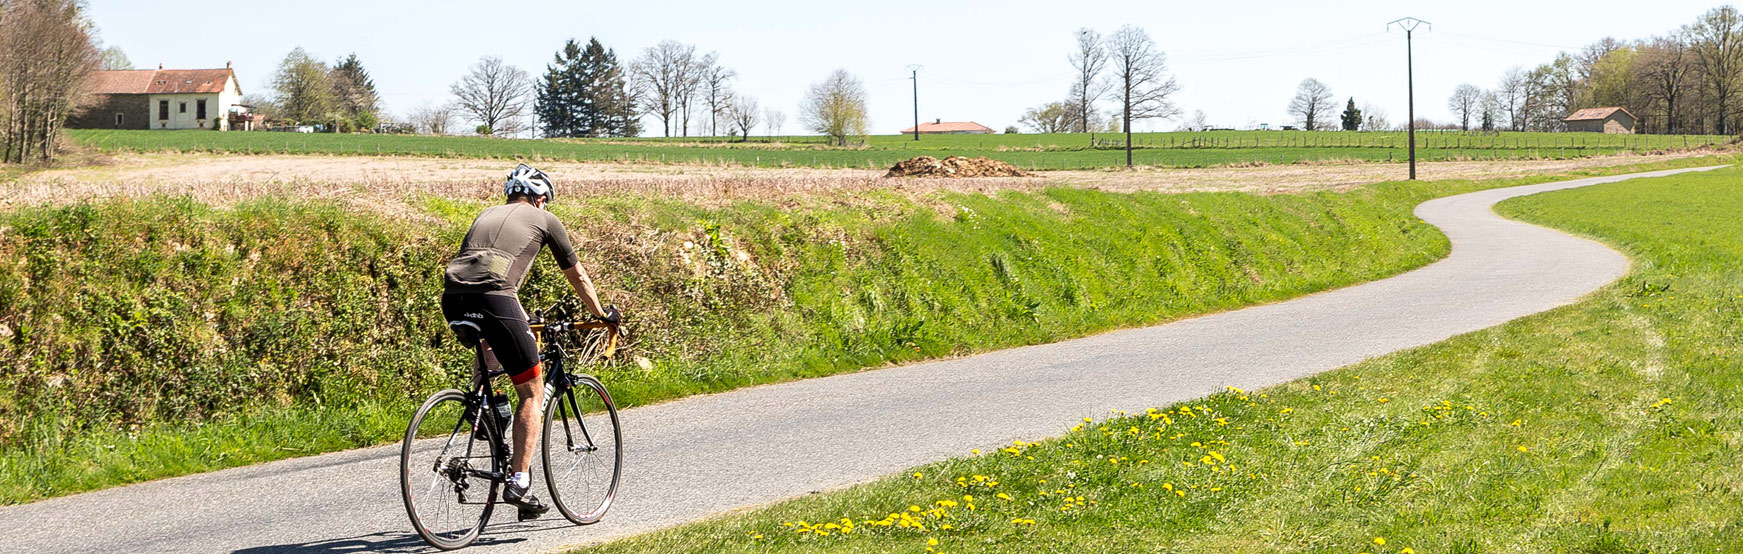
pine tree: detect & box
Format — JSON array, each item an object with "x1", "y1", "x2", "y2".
[
  {"x1": 1340, "y1": 97, "x2": 1362, "y2": 131},
  {"x1": 537, "y1": 39, "x2": 585, "y2": 138},
  {"x1": 577, "y1": 38, "x2": 639, "y2": 137},
  {"x1": 330, "y1": 53, "x2": 380, "y2": 132}
]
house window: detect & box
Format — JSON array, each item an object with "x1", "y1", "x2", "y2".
[
  {"x1": 159, "y1": 100, "x2": 168, "y2": 120},
  {"x1": 179, "y1": 102, "x2": 187, "y2": 114},
  {"x1": 196, "y1": 99, "x2": 207, "y2": 120},
  {"x1": 115, "y1": 113, "x2": 125, "y2": 126}
]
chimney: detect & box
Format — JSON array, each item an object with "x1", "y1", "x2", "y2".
[
  {"x1": 226, "y1": 61, "x2": 232, "y2": 69},
  {"x1": 158, "y1": 62, "x2": 164, "y2": 70},
  {"x1": 934, "y1": 118, "x2": 941, "y2": 124}
]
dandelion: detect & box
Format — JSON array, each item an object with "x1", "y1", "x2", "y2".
[
  {"x1": 913, "y1": 472, "x2": 924, "y2": 479},
  {"x1": 928, "y1": 538, "x2": 939, "y2": 546},
  {"x1": 997, "y1": 493, "x2": 1013, "y2": 501},
  {"x1": 1402, "y1": 549, "x2": 1416, "y2": 554},
  {"x1": 1374, "y1": 537, "x2": 1386, "y2": 546},
  {"x1": 1517, "y1": 445, "x2": 1529, "y2": 453}
]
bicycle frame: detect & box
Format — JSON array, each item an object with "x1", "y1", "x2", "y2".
[
  {"x1": 533, "y1": 320, "x2": 619, "y2": 457},
  {"x1": 432, "y1": 318, "x2": 620, "y2": 489}
]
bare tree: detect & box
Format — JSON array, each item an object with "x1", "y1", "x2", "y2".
[
  {"x1": 1175, "y1": 109, "x2": 1208, "y2": 132},
  {"x1": 1479, "y1": 90, "x2": 1501, "y2": 131},
  {"x1": 1497, "y1": 67, "x2": 1528, "y2": 131},
  {"x1": 450, "y1": 56, "x2": 531, "y2": 135},
  {"x1": 1019, "y1": 101, "x2": 1072, "y2": 133},
  {"x1": 631, "y1": 41, "x2": 696, "y2": 137},
  {"x1": 800, "y1": 69, "x2": 868, "y2": 146},
  {"x1": 764, "y1": 107, "x2": 785, "y2": 138},
  {"x1": 727, "y1": 96, "x2": 759, "y2": 141},
  {"x1": 0, "y1": 0, "x2": 99, "y2": 163},
  {"x1": 1447, "y1": 83, "x2": 1482, "y2": 131},
  {"x1": 98, "y1": 46, "x2": 131, "y2": 70},
  {"x1": 1106, "y1": 24, "x2": 1181, "y2": 167},
  {"x1": 1691, "y1": 6, "x2": 1743, "y2": 134},
  {"x1": 408, "y1": 100, "x2": 456, "y2": 135},
  {"x1": 1360, "y1": 103, "x2": 1390, "y2": 131},
  {"x1": 1286, "y1": 78, "x2": 1335, "y2": 131},
  {"x1": 1637, "y1": 33, "x2": 1694, "y2": 134},
  {"x1": 1067, "y1": 27, "x2": 1109, "y2": 133},
  {"x1": 697, "y1": 52, "x2": 735, "y2": 136}
]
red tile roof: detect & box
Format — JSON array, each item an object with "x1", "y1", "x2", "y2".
[
  {"x1": 1564, "y1": 107, "x2": 1634, "y2": 122},
  {"x1": 900, "y1": 121, "x2": 995, "y2": 133},
  {"x1": 87, "y1": 68, "x2": 237, "y2": 95}
]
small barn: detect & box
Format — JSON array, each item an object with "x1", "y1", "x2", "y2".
[
  {"x1": 1563, "y1": 107, "x2": 1636, "y2": 134},
  {"x1": 900, "y1": 119, "x2": 995, "y2": 135},
  {"x1": 67, "y1": 63, "x2": 244, "y2": 130}
]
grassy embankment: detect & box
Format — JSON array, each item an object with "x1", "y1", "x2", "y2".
[
  {"x1": 68, "y1": 129, "x2": 1729, "y2": 170},
  {"x1": 587, "y1": 166, "x2": 1743, "y2": 553},
  {"x1": 0, "y1": 155, "x2": 1730, "y2": 506}
]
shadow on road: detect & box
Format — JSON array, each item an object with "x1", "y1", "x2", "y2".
[{"x1": 230, "y1": 531, "x2": 524, "y2": 554}]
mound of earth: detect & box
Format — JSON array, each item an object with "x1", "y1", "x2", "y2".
[{"x1": 885, "y1": 155, "x2": 1034, "y2": 178}]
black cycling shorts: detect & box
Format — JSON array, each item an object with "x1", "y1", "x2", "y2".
[{"x1": 442, "y1": 293, "x2": 541, "y2": 384}]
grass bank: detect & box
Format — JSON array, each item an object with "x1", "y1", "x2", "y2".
[
  {"x1": 0, "y1": 155, "x2": 1730, "y2": 505},
  {"x1": 68, "y1": 129, "x2": 1728, "y2": 170},
  {"x1": 587, "y1": 165, "x2": 1743, "y2": 553}
]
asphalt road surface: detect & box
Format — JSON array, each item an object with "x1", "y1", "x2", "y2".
[{"x1": 1, "y1": 166, "x2": 1717, "y2": 554}]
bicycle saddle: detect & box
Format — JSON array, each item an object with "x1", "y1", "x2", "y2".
[{"x1": 448, "y1": 320, "x2": 482, "y2": 348}]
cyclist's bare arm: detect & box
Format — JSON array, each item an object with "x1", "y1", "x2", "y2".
[{"x1": 562, "y1": 264, "x2": 609, "y2": 318}]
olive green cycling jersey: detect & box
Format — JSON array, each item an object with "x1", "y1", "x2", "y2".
[{"x1": 443, "y1": 203, "x2": 579, "y2": 297}]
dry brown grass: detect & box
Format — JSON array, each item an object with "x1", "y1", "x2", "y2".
[{"x1": 1, "y1": 150, "x2": 1717, "y2": 214}]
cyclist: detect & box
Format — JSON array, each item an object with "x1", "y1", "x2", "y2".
[{"x1": 442, "y1": 163, "x2": 619, "y2": 518}]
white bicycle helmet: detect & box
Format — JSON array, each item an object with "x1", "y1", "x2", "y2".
[{"x1": 504, "y1": 163, "x2": 555, "y2": 203}]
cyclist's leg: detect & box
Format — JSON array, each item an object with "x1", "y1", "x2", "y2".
[{"x1": 472, "y1": 295, "x2": 545, "y2": 480}]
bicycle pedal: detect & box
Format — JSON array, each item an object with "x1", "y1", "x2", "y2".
[{"x1": 516, "y1": 507, "x2": 545, "y2": 521}]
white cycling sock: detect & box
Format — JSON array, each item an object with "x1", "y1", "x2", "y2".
[{"x1": 511, "y1": 471, "x2": 530, "y2": 489}]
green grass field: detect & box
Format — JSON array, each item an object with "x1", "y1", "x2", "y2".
[
  {"x1": 586, "y1": 166, "x2": 1743, "y2": 553},
  {"x1": 67, "y1": 129, "x2": 1730, "y2": 171}
]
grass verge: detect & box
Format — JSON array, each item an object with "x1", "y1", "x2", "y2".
[
  {"x1": 0, "y1": 155, "x2": 1733, "y2": 505},
  {"x1": 584, "y1": 165, "x2": 1743, "y2": 553}
]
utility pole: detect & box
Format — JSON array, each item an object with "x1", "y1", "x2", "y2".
[
  {"x1": 907, "y1": 64, "x2": 922, "y2": 141},
  {"x1": 1388, "y1": 17, "x2": 1429, "y2": 180}
]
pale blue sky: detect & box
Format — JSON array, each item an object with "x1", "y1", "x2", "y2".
[{"x1": 88, "y1": 1, "x2": 1727, "y2": 135}]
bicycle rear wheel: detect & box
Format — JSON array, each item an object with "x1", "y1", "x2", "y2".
[
  {"x1": 541, "y1": 374, "x2": 622, "y2": 524},
  {"x1": 402, "y1": 389, "x2": 500, "y2": 550}
]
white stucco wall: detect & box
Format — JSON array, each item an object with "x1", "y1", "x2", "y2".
[{"x1": 149, "y1": 75, "x2": 242, "y2": 130}]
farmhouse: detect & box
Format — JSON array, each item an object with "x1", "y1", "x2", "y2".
[
  {"x1": 1562, "y1": 107, "x2": 1636, "y2": 134},
  {"x1": 901, "y1": 119, "x2": 995, "y2": 134},
  {"x1": 67, "y1": 63, "x2": 244, "y2": 130}
]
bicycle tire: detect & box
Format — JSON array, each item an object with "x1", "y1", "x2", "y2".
[
  {"x1": 402, "y1": 389, "x2": 500, "y2": 550},
  {"x1": 541, "y1": 374, "x2": 622, "y2": 525}
]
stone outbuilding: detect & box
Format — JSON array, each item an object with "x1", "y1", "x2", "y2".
[
  {"x1": 68, "y1": 63, "x2": 244, "y2": 130},
  {"x1": 1562, "y1": 107, "x2": 1636, "y2": 134}
]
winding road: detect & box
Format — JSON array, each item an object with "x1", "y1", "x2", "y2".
[{"x1": 0, "y1": 167, "x2": 1718, "y2": 554}]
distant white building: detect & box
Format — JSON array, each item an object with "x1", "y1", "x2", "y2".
[{"x1": 68, "y1": 63, "x2": 244, "y2": 130}]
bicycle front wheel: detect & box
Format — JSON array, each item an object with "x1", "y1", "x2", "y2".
[
  {"x1": 541, "y1": 374, "x2": 622, "y2": 525},
  {"x1": 402, "y1": 389, "x2": 500, "y2": 550}
]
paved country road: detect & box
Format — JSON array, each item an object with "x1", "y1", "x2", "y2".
[{"x1": 0, "y1": 166, "x2": 1720, "y2": 554}]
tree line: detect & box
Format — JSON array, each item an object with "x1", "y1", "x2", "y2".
[{"x1": 1428, "y1": 6, "x2": 1743, "y2": 134}]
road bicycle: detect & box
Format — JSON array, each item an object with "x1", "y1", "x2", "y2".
[{"x1": 399, "y1": 298, "x2": 624, "y2": 550}]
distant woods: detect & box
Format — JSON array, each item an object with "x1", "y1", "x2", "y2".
[
  {"x1": 0, "y1": 0, "x2": 98, "y2": 163},
  {"x1": 1452, "y1": 6, "x2": 1743, "y2": 134},
  {"x1": 263, "y1": 48, "x2": 382, "y2": 133}
]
